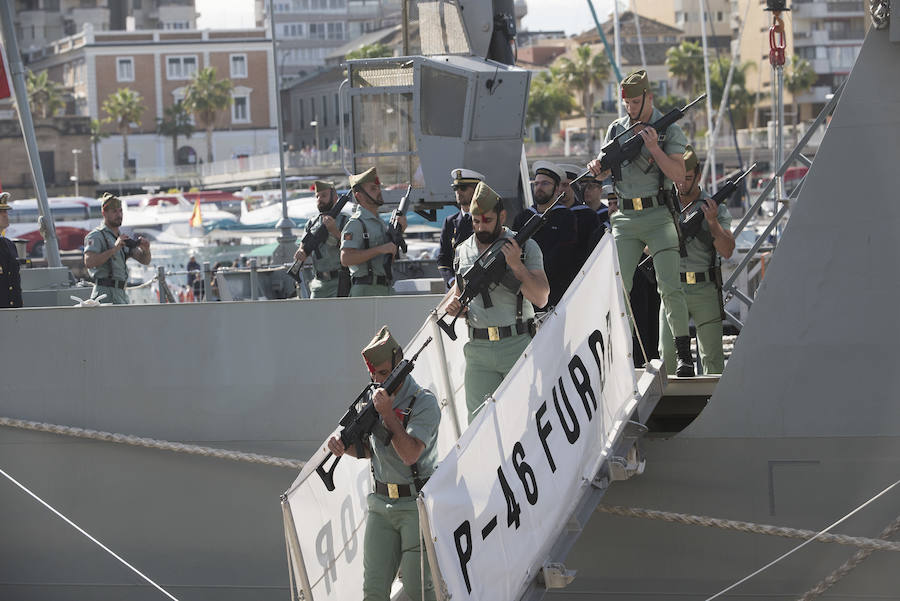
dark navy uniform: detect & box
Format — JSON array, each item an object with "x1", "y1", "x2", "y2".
[
  {"x1": 512, "y1": 204, "x2": 577, "y2": 308},
  {"x1": 0, "y1": 236, "x2": 22, "y2": 308},
  {"x1": 437, "y1": 210, "x2": 472, "y2": 287}
]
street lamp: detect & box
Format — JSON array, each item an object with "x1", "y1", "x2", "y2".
[{"x1": 71, "y1": 148, "x2": 82, "y2": 196}]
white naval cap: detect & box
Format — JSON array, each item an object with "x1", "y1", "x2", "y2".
[
  {"x1": 532, "y1": 160, "x2": 565, "y2": 185},
  {"x1": 557, "y1": 164, "x2": 584, "y2": 180},
  {"x1": 450, "y1": 168, "x2": 486, "y2": 185}
]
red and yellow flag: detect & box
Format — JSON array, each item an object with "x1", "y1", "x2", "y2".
[{"x1": 189, "y1": 199, "x2": 202, "y2": 228}]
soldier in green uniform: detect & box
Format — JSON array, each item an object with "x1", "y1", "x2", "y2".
[
  {"x1": 293, "y1": 180, "x2": 350, "y2": 298},
  {"x1": 83, "y1": 193, "x2": 151, "y2": 304},
  {"x1": 340, "y1": 167, "x2": 406, "y2": 297},
  {"x1": 588, "y1": 69, "x2": 696, "y2": 376},
  {"x1": 660, "y1": 145, "x2": 735, "y2": 375},
  {"x1": 445, "y1": 182, "x2": 550, "y2": 422},
  {"x1": 326, "y1": 326, "x2": 440, "y2": 601},
  {"x1": 0, "y1": 193, "x2": 23, "y2": 308}
]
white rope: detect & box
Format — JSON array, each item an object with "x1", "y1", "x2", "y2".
[
  {"x1": 703, "y1": 477, "x2": 900, "y2": 600},
  {"x1": 0, "y1": 416, "x2": 305, "y2": 470},
  {"x1": 0, "y1": 465, "x2": 181, "y2": 601},
  {"x1": 616, "y1": 266, "x2": 649, "y2": 366},
  {"x1": 597, "y1": 504, "x2": 900, "y2": 553}
]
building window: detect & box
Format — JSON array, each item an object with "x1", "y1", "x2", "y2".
[
  {"x1": 233, "y1": 96, "x2": 250, "y2": 123},
  {"x1": 299, "y1": 98, "x2": 304, "y2": 129},
  {"x1": 309, "y1": 23, "x2": 326, "y2": 40},
  {"x1": 167, "y1": 55, "x2": 198, "y2": 80},
  {"x1": 327, "y1": 22, "x2": 344, "y2": 40},
  {"x1": 230, "y1": 54, "x2": 247, "y2": 78},
  {"x1": 117, "y1": 57, "x2": 134, "y2": 82},
  {"x1": 322, "y1": 94, "x2": 327, "y2": 127}
]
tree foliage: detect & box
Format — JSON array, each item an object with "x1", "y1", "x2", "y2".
[
  {"x1": 345, "y1": 43, "x2": 393, "y2": 60},
  {"x1": 708, "y1": 57, "x2": 756, "y2": 129},
  {"x1": 89, "y1": 118, "x2": 109, "y2": 170},
  {"x1": 784, "y1": 56, "x2": 817, "y2": 125},
  {"x1": 157, "y1": 101, "x2": 195, "y2": 167},
  {"x1": 102, "y1": 88, "x2": 146, "y2": 176},
  {"x1": 666, "y1": 41, "x2": 705, "y2": 97},
  {"x1": 25, "y1": 69, "x2": 65, "y2": 119},
  {"x1": 526, "y1": 69, "x2": 575, "y2": 142},
  {"x1": 183, "y1": 67, "x2": 234, "y2": 163},
  {"x1": 555, "y1": 45, "x2": 611, "y2": 151}
]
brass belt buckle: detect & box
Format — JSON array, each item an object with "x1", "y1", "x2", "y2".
[
  {"x1": 686, "y1": 272, "x2": 697, "y2": 284},
  {"x1": 488, "y1": 326, "x2": 500, "y2": 341},
  {"x1": 632, "y1": 197, "x2": 643, "y2": 211},
  {"x1": 387, "y1": 483, "x2": 400, "y2": 499}
]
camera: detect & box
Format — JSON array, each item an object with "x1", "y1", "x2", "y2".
[{"x1": 124, "y1": 236, "x2": 142, "y2": 249}]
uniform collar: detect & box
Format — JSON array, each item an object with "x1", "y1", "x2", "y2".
[{"x1": 625, "y1": 106, "x2": 663, "y2": 128}]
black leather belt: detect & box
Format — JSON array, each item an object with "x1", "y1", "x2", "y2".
[
  {"x1": 680, "y1": 269, "x2": 716, "y2": 284},
  {"x1": 620, "y1": 196, "x2": 663, "y2": 211},
  {"x1": 95, "y1": 277, "x2": 126, "y2": 289},
  {"x1": 315, "y1": 269, "x2": 341, "y2": 281},
  {"x1": 352, "y1": 274, "x2": 390, "y2": 286},
  {"x1": 375, "y1": 478, "x2": 428, "y2": 499},
  {"x1": 469, "y1": 320, "x2": 534, "y2": 341}
]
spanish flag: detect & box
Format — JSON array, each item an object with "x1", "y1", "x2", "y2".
[{"x1": 189, "y1": 199, "x2": 202, "y2": 228}]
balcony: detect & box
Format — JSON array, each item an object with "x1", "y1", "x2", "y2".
[
  {"x1": 793, "y1": 1, "x2": 864, "y2": 19},
  {"x1": 792, "y1": 29, "x2": 829, "y2": 47},
  {"x1": 795, "y1": 85, "x2": 833, "y2": 104}
]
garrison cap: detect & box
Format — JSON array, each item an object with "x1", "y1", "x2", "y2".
[
  {"x1": 100, "y1": 192, "x2": 121, "y2": 209},
  {"x1": 0, "y1": 192, "x2": 11, "y2": 210},
  {"x1": 450, "y1": 168, "x2": 485, "y2": 186},
  {"x1": 362, "y1": 325, "x2": 402, "y2": 367},
  {"x1": 470, "y1": 181, "x2": 501, "y2": 216},
  {"x1": 313, "y1": 180, "x2": 335, "y2": 193},
  {"x1": 349, "y1": 166, "x2": 380, "y2": 189},
  {"x1": 532, "y1": 160, "x2": 565, "y2": 186},
  {"x1": 683, "y1": 145, "x2": 700, "y2": 172},
  {"x1": 621, "y1": 69, "x2": 650, "y2": 99},
  {"x1": 557, "y1": 164, "x2": 583, "y2": 180}
]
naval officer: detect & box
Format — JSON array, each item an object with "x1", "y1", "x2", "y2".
[
  {"x1": 437, "y1": 168, "x2": 482, "y2": 288},
  {"x1": 445, "y1": 182, "x2": 549, "y2": 421},
  {"x1": 588, "y1": 69, "x2": 695, "y2": 376},
  {"x1": 294, "y1": 180, "x2": 350, "y2": 298},
  {"x1": 340, "y1": 167, "x2": 406, "y2": 297},
  {"x1": 0, "y1": 193, "x2": 23, "y2": 308},
  {"x1": 559, "y1": 163, "x2": 603, "y2": 270},
  {"x1": 83, "y1": 193, "x2": 151, "y2": 304},
  {"x1": 660, "y1": 145, "x2": 734, "y2": 375},
  {"x1": 327, "y1": 326, "x2": 440, "y2": 601}
]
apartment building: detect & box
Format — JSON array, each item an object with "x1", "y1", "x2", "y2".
[
  {"x1": 257, "y1": 0, "x2": 402, "y2": 78},
  {"x1": 15, "y1": 0, "x2": 199, "y2": 55},
  {"x1": 630, "y1": 0, "x2": 732, "y2": 47},
  {"x1": 25, "y1": 27, "x2": 278, "y2": 180}
]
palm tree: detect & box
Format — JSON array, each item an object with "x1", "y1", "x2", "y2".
[
  {"x1": 526, "y1": 69, "x2": 575, "y2": 142},
  {"x1": 666, "y1": 41, "x2": 705, "y2": 141},
  {"x1": 784, "y1": 56, "x2": 817, "y2": 139},
  {"x1": 102, "y1": 88, "x2": 146, "y2": 177},
  {"x1": 183, "y1": 67, "x2": 233, "y2": 163},
  {"x1": 556, "y1": 45, "x2": 611, "y2": 153},
  {"x1": 157, "y1": 101, "x2": 195, "y2": 168},
  {"x1": 89, "y1": 118, "x2": 109, "y2": 171},
  {"x1": 709, "y1": 57, "x2": 757, "y2": 129},
  {"x1": 25, "y1": 69, "x2": 65, "y2": 119}
]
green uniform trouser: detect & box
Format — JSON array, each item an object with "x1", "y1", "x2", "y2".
[
  {"x1": 363, "y1": 493, "x2": 435, "y2": 601},
  {"x1": 92, "y1": 284, "x2": 128, "y2": 305},
  {"x1": 611, "y1": 206, "x2": 689, "y2": 338},
  {"x1": 464, "y1": 333, "x2": 531, "y2": 422},
  {"x1": 350, "y1": 284, "x2": 392, "y2": 297},
  {"x1": 309, "y1": 278, "x2": 338, "y2": 298},
  {"x1": 659, "y1": 281, "x2": 724, "y2": 375}
]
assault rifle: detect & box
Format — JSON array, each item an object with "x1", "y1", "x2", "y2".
[
  {"x1": 384, "y1": 185, "x2": 412, "y2": 278},
  {"x1": 301, "y1": 191, "x2": 351, "y2": 259},
  {"x1": 315, "y1": 336, "x2": 433, "y2": 492},
  {"x1": 595, "y1": 94, "x2": 707, "y2": 182},
  {"x1": 436, "y1": 170, "x2": 591, "y2": 341},
  {"x1": 680, "y1": 163, "x2": 756, "y2": 241}
]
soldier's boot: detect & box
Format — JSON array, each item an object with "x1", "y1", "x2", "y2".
[{"x1": 675, "y1": 336, "x2": 695, "y2": 377}]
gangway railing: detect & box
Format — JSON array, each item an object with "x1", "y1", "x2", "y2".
[{"x1": 722, "y1": 81, "x2": 845, "y2": 328}]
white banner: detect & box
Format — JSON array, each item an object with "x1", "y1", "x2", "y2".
[
  {"x1": 420, "y1": 236, "x2": 637, "y2": 600},
  {"x1": 283, "y1": 300, "x2": 471, "y2": 600}
]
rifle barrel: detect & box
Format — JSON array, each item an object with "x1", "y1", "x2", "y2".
[{"x1": 682, "y1": 93, "x2": 707, "y2": 112}]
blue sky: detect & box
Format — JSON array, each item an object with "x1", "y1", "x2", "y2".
[{"x1": 196, "y1": 0, "x2": 620, "y2": 36}]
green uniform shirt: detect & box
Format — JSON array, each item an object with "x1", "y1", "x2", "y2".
[
  {"x1": 340, "y1": 205, "x2": 390, "y2": 279},
  {"x1": 84, "y1": 224, "x2": 133, "y2": 281},
  {"x1": 454, "y1": 229, "x2": 543, "y2": 329},
  {"x1": 604, "y1": 107, "x2": 688, "y2": 200},
  {"x1": 305, "y1": 212, "x2": 348, "y2": 275},
  {"x1": 681, "y1": 190, "x2": 732, "y2": 272},
  {"x1": 368, "y1": 375, "x2": 440, "y2": 485}
]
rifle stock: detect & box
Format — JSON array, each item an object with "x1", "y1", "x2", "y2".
[{"x1": 680, "y1": 163, "x2": 756, "y2": 240}]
